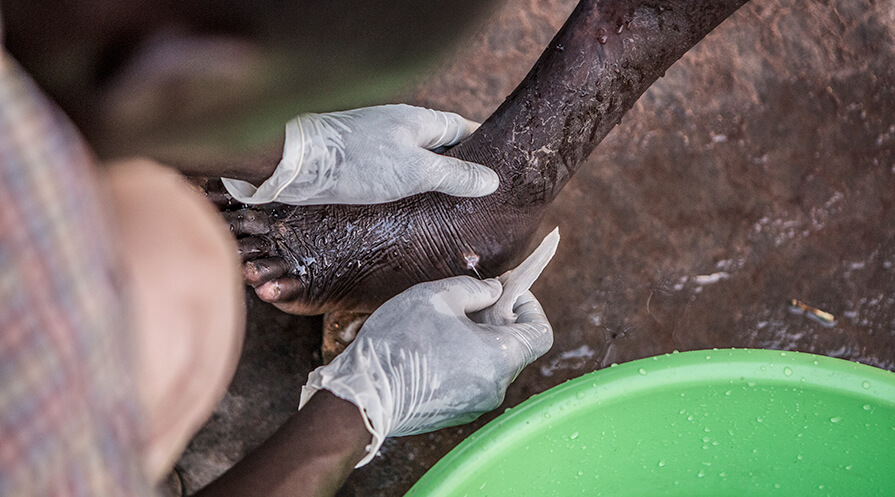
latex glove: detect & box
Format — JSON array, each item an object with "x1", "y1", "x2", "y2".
[
  {"x1": 298, "y1": 277, "x2": 553, "y2": 467},
  {"x1": 221, "y1": 104, "x2": 499, "y2": 205}
]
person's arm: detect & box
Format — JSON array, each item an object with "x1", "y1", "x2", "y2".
[
  {"x1": 193, "y1": 390, "x2": 370, "y2": 497},
  {"x1": 196, "y1": 234, "x2": 556, "y2": 497}
]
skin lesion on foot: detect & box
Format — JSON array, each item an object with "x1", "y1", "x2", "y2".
[{"x1": 322, "y1": 312, "x2": 370, "y2": 364}]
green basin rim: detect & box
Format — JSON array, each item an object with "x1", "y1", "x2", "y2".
[{"x1": 405, "y1": 348, "x2": 895, "y2": 496}]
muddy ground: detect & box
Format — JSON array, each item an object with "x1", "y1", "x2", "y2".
[{"x1": 174, "y1": 0, "x2": 895, "y2": 495}]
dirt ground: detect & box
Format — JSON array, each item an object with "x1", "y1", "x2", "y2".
[{"x1": 174, "y1": 0, "x2": 895, "y2": 495}]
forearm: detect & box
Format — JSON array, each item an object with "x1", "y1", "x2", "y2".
[{"x1": 193, "y1": 390, "x2": 371, "y2": 497}]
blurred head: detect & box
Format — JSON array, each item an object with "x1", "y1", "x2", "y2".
[
  {"x1": 1, "y1": 0, "x2": 499, "y2": 162},
  {"x1": 103, "y1": 158, "x2": 245, "y2": 481}
]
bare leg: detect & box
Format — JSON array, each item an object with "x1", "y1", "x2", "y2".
[
  {"x1": 222, "y1": 0, "x2": 750, "y2": 316},
  {"x1": 103, "y1": 158, "x2": 246, "y2": 482}
]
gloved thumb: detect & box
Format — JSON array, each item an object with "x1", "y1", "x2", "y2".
[
  {"x1": 502, "y1": 291, "x2": 554, "y2": 365},
  {"x1": 436, "y1": 276, "x2": 502, "y2": 315},
  {"x1": 413, "y1": 108, "x2": 479, "y2": 149},
  {"x1": 428, "y1": 155, "x2": 500, "y2": 198}
]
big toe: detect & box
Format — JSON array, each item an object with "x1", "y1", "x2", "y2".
[{"x1": 243, "y1": 257, "x2": 290, "y2": 286}]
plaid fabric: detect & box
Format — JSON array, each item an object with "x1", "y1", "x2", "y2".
[{"x1": 0, "y1": 52, "x2": 154, "y2": 496}]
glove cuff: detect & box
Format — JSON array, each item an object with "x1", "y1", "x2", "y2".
[
  {"x1": 220, "y1": 118, "x2": 305, "y2": 204},
  {"x1": 298, "y1": 342, "x2": 393, "y2": 467},
  {"x1": 222, "y1": 114, "x2": 349, "y2": 205}
]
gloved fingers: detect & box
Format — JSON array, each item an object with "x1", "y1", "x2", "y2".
[
  {"x1": 411, "y1": 106, "x2": 480, "y2": 149},
  {"x1": 427, "y1": 155, "x2": 500, "y2": 198},
  {"x1": 513, "y1": 291, "x2": 549, "y2": 325},
  {"x1": 502, "y1": 291, "x2": 554, "y2": 363},
  {"x1": 501, "y1": 321, "x2": 554, "y2": 366},
  {"x1": 433, "y1": 276, "x2": 502, "y2": 315}
]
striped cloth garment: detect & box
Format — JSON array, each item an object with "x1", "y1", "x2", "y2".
[{"x1": 0, "y1": 50, "x2": 154, "y2": 496}]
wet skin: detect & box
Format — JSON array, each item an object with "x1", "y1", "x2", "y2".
[{"x1": 224, "y1": 0, "x2": 750, "y2": 315}]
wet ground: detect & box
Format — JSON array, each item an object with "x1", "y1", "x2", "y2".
[{"x1": 175, "y1": 0, "x2": 895, "y2": 494}]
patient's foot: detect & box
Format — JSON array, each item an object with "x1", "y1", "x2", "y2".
[{"x1": 220, "y1": 189, "x2": 538, "y2": 316}]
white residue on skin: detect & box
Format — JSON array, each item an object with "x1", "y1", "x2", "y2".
[
  {"x1": 296, "y1": 256, "x2": 317, "y2": 276},
  {"x1": 534, "y1": 145, "x2": 556, "y2": 156}
]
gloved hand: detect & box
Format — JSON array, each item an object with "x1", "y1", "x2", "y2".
[
  {"x1": 221, "y1": 104, "x2": 499, "y2": 205},
  {"x1": 298, "y1": 277, "x2": 553, "y2": 467}
]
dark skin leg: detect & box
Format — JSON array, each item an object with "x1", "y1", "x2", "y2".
[
  {"x1": 220, "y1": 0, "x2": 751, "y2": 316},
  {"x1": 193, "y1": 391, "x2": 371, "y2": 497}
]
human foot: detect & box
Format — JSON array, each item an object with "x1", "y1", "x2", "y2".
[{"x1": 225, "y1": 0, "x2": 749, "y2": 315}]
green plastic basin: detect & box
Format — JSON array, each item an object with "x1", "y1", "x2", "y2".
[{"x1": 406, "y1": 349, "x2": 895, "y2": 496}]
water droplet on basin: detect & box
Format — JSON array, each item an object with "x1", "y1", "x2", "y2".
[
  {"x1": 570, "y1": 431, "x2": 579, "y2": 440},
  {"x1": 784, "y1": 367, "x2": 793, "y2": 376},
  {"x1": 697, "y1": 470, "x2": 706, "y2": 478},
  {"x1": 638, "y1": 368, "x2": 647, "y2": 375},
  {"x1": 830, "y1": 416, "x2": 842, "y2": 423},
  {"x1": 658, "y1": 460, "x2": 666, "y2": 467},
  {"x1": 862, "y1": 381, "x2": 871, "y2": 389},
  {"x1": 863, "y1": 404, "x2": 872, "y2": 411}
]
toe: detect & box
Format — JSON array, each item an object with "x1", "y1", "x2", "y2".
[
  {"x1": 237, "y1": 237, "x2": 272, "y2": 262},
  {"x1": 243, "y1": 257, "x2": 290, "y2": 286},
  {"x1": 223, "y1": 209, "x2": 270, "y2": 236},
  {"x1": 255, "y1": 277, "x2": 303, "y2": 303}
]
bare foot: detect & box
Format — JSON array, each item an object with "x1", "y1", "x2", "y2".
[{"x1": 218, "y1": 1, "x2": 748, "y2": 316}]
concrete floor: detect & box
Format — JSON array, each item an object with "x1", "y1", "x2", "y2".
[{"x1": 175, "y1": 0, "x2": 895, "y2": 495}]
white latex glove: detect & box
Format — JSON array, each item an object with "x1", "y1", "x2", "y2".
[
  {"x1": 299, "y1": 278, "x2": 553, "y2": 467},
  {"x1": 221, "y1": 104, "x2": 499, "y2": 205}
]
